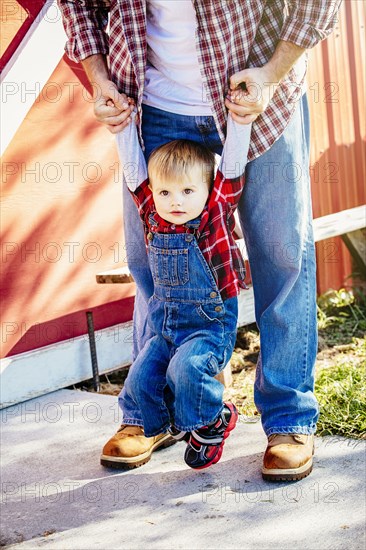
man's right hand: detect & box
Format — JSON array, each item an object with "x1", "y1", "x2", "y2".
[{"x1": 93, "y1": 79, "x2": 135, "y2": 134}]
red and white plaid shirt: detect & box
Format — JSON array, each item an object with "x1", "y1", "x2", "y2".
[
  {"x1": 58, "y1": 0, "x2": 341, "y2": 160},
  {"x1": 116, "y1": 114, "x2": 251, "y2": 300}
]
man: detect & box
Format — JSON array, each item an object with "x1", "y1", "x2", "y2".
[{"x1": 58, "y1": 0, "x2": 342, "y2": 480}]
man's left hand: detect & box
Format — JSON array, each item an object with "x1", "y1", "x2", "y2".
[{"x1": 225, "y1": 66, "x2": 279, "y2": 125}]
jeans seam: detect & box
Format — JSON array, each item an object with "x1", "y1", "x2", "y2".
[
  {"x1": 302, "y1": 245, "x2": 310, "y2": 383},
  {"x1": 196, "y1": 358, "x2": 205, "y2": 426},
  {"x1": 191, "y1": 238, "x2": 220, "y2": 290},
  {"x1": 143, "y1": 421, "x2": 171, "y2": 438},
  {"x1": 155, "y1": 382, "x2": 170, "y2": 430},
  {"x1": 154, "y1": 293, "x2": 222, "y2": 305},
  {"x1": 300, "y1": 96, "x2": 311, "y2": 386},
  {"x1": 122, "y1": 419, "x2": 144, "y2": 427},
  {"x1": 266, "y1": 425, "x2": 317, "y2": 437}
]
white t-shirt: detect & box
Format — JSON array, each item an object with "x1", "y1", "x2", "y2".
[{"x1": 142, "y1": 0, "x2": 213, "y2": 116}]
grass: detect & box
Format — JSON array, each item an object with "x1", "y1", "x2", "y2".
[
  {"x1": 315, "y1": 356, "x2": 366, "y2": 439},
  {"x1": 232, "y1": 287, "x2": 366, "y2": 439},
  {"x1": 315, "y1": 287, "x2": 366, "y2": 439}
]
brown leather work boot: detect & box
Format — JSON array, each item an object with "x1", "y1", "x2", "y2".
[
  {"x1": 262, "y1": 434, "x2": 315, "y2": 481},
  {"x1": 100, "y1": 425, "x2": 176, "y2": 469}
]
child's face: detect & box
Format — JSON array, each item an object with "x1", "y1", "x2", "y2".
[{"x1": 150, "y1": 165, "x2": 210, "y2": 226}]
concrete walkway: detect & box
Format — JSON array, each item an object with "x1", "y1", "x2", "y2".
[{"x1": 1, "y1": 390, "x2": 365, "y2": 550}]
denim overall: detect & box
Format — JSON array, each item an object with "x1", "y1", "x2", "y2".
[{"x1": 119, "y1": 217, "x2": 238, "y2": 437}]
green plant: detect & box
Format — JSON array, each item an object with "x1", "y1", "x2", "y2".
[
  {"x1": 316, "y1": 305, "x2": 343, "y2": 330},
  {"x1": 315, "y1": 359, "x2": 366, "y2": 439},
  {"x1": 317, "y1": 288, "x2": 355, "y2": 310}
]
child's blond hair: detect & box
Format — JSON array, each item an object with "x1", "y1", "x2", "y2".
[{"x1": 148, "y1": 139, "x2": 215, "y2": 190}]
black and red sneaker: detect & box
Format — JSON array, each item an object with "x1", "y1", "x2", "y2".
[{"x1": 184, "y1": 402, "x2": 238, "y2": 470}]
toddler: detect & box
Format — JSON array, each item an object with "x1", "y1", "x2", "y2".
[{"x1": 112, "y1": 112, "x2": 250, "y2": 469}]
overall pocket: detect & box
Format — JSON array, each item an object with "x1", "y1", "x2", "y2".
[
  {"x1": 196, "y1": 301, "x2": 225, "y2": 324},
  {"x1": 149, "y1": 246, "x2": 189, "y2": 286},
  {"x1": 196, "y1": 301, "x2": 225, "y2": 345}
]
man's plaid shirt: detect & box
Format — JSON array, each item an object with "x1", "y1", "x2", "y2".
[{"x1": 58, "y1": 0, "x2": 341, "y2": 160}]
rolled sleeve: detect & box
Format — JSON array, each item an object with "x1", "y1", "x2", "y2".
[
  {"x1": 280, "y1": 1, "x2": 342, "y2": 49},
  {"x1": 58, "y1": 0, "x2": 110, "y2": 63}
]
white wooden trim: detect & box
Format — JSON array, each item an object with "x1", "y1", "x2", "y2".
[
  {"x1": 0, "y1": 287, "x2": 254, "y2": 409},
  {"x1": 0, "y1": 321, "x2": 134, "y2": 409},
  {"x1": 0, "y1": 0, "x2": 66, "y2": 155}
]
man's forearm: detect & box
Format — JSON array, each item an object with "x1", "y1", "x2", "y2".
[
  {"x1": 264, "y1": 40, "x2": 306, "y2": 83},
  {"x1": 81, "y1": 54, "x2": 110, "y2": 86}
]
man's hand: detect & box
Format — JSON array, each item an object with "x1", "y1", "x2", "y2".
[
  {"x1": 93, "y1": 79, "x2": 135, "y2": 134},
  {"x1": 225, "y1": 66, "x2": 279, "y2": 125},
  {"x1": 226, "y1": 40, "x2": 306, "y2": 125},
  {"x1": 81, "y1": 54, "x2": 134, "y2": 133}
]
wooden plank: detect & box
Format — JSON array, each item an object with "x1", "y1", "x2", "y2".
[
  {"x1": 312, "y1": 205, "x2": 366, "y2": 242},
  {"x1": 235, "y1": 205, "x2": 366, "y2": 254},
  {"x1": 96, "y1": 267, "x2": 135, "y2": 284},
  {"x1": 342, "y1": 228, "x2": 366, "y2": 278},
  {"x1": 95, "y1": 205, "x2": 366, "y2": 284},
  {"x1": 237, "y1": 286, "x2": 255, "y2": 326}
]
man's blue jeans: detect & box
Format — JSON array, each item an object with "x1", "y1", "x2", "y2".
[{"x1": 121, "y1": 95, "x2": 319, "y2": 436}]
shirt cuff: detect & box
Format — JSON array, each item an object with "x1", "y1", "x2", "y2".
[
  {"x1": 280, "y1": 18, "x2": 333, "y2": 50},
  {"x1": 65, "y1": 29, "x2": 109, "y2": 63}
]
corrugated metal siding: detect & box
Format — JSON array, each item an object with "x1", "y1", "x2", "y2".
[{"x1": 307, "y1": 1, "x2": 366, "y2": 293}]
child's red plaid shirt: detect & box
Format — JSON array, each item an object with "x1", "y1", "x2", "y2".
[{"x1": 134, "y1": 171, "x2": 246, "y2": 301}]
